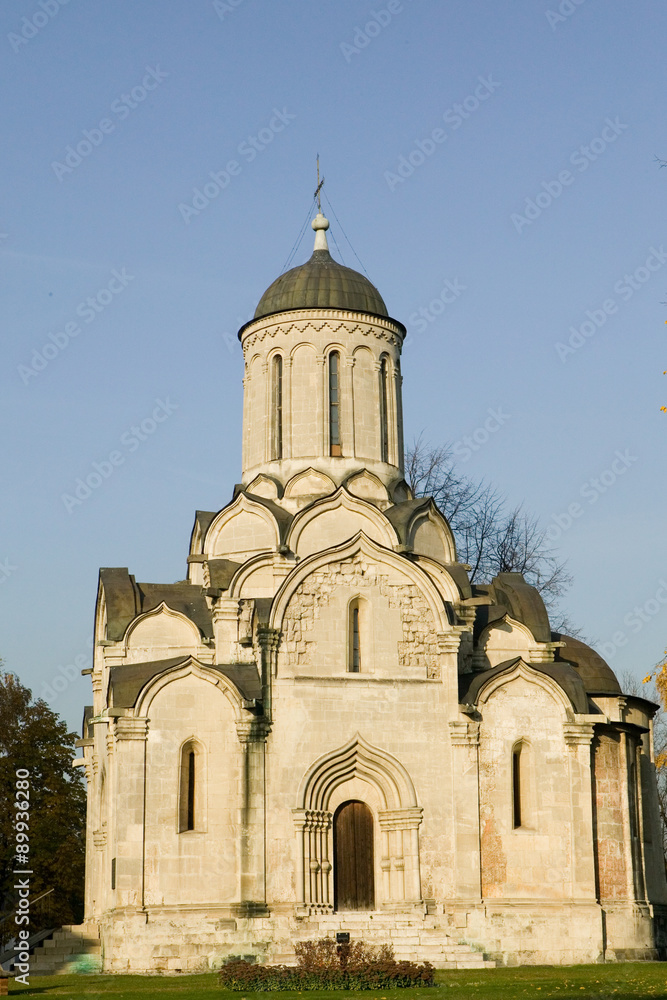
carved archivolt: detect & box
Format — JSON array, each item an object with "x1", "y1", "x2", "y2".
[{"x1": 293, "y1": 734, "x2": 422, "y2": 912}]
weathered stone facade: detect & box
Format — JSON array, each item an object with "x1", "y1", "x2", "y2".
[{"x1": 77, "y1": 212, "x2": 667, "y2": 970}]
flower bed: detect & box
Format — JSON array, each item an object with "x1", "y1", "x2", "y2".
[{"x1": 218, "y1": 938, "x2": 435, "y2": 991}]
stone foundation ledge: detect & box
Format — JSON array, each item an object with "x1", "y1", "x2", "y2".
[{"x1": 93, "y1": 901, "x2": 665, "y2": 972}]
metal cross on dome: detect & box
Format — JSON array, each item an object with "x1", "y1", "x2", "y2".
[{"x1": 314, "y1": 154, "x2": 325, "y2": 210}]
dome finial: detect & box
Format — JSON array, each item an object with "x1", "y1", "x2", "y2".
[
  {"x1": 312, "y1": 154, "x2": 329, "y2": 251},
  {"x1": 312, "y1": 210, "x2": 330, "y2": 251}
]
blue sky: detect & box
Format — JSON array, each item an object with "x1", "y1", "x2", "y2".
[{"x1": 1, "y1": 0, "x2": 666, "y2": 731}]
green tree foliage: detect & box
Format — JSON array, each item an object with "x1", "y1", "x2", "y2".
[{"x1": 0, "y1": 668, "x2": 86, "y2": 940}]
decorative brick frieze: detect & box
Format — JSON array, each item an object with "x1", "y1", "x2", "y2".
[{"x1": 240, "y1": 312, "x2": 405, "y2": 355}]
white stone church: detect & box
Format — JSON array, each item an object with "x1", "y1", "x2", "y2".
[{"x1": 78, "y1": 209, "x2": 667, "y2": 970}]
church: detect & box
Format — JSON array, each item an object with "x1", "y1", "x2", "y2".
[{"x1": 77, "y1": 206, "x2": 667, "y2": 970}]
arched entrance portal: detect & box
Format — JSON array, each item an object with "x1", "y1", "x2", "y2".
[
  {"x1": 334, "y1": 800, "x2": 375, "y2": 910},
  {"x1": 294, "y1": 735, "x2": 422, "y2": 911}
]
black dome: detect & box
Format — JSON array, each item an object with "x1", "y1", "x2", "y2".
[
  {"x1": 254, "y1": 249, "x2": 388, "y2": 320},
  {"x1": 552, "y1": 633, "x2": 622, "y2": 695}
]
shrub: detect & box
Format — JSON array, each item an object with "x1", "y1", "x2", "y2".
[{"x1": 218, "y1": 937, "x2": 435, "y2": 991}]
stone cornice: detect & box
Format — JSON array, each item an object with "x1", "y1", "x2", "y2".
[
  {"x1": 113, "y1": 717, "x2": 149, "y2": 741},
  {"x1": 378, "y1": 806, "x2": 423, "y2": 831},
  {"x1": 563, "y1": 721, "x2": 596, "y2": 746},
  {"x1": 240, "y1": 310, "x2": 405, "y2": 353},
  {"x1": 236, "y1": 718, "x2": 271, "y2": 744}
]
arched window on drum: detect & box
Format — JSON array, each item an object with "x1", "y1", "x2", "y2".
[
  {"x1": 329, "y1": 351, "x2": 341, "y2": 456},
  {"x1": 270, "y1": 354, "x2": 283, "y2": 461},
  {"x1": 379, "y1": 355, "x2": 390, "y2": 463}
]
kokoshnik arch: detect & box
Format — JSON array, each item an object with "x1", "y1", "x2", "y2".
[{"x1": 75, "y1": 207, "x2": 667, "y2": 970}]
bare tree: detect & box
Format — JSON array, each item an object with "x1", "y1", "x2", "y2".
[{"x1": 406, "y1": 436, "x2": 572, "y2": 620}]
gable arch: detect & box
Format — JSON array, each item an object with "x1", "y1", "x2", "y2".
[
  {"x1": 284, "y1": 467, "x2": 336, "y2": 500},
  {"x1": 476, "y1": 658, "x2": 574, "y2": 718},
  {"x1": 246, "y1": 473, "x2": 283, "y2": 500},
  {"x1": 344, "y1": 469, "x2": 389, "y2": 504},
  {"x1": 228, "y1": 551, "x2": 276, "y2": 599},
  {"x1": 123, "y1": 603, "x2": 202, "y2": 656},
  {"x1": 271, "y1": 531, "x2": 450, "y2": 634},
  {"x1": 287, "y1": 488, "x2": 398, "y2": 557},
  {"x1": 95, "y1": 582, "x2": 108, "y2": 644},
  {"x1": 204, "y1": 493, "x2": 281, "y2": 560},
  {"x1": 134, "y1": 658, "x2": 244, "y2": 720},
  {"x1": 407, "y1": 507, "x2": 456, "y2": 563},
  {"x1": 409, "y1": 554, "x2": 464, "y2": 606},
  {"x1": 478, "y1": 616, "x2": 542, "y2": 669}
]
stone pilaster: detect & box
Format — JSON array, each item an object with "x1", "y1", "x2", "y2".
[
  {"x1": 112, "y1": 717, "x2": 148, "y2": 911},
  {"x1": 257, "y1": 626, "x2": 280, "y2": 714},
  {"x1": 563, "y1": 721, "x2": 597, "y2": 899},
  {"x1": 449, "y1": 720, "x2": 482, "y2": 901},
  {"x1": 437, "y1": 627, "x2": 467, "y2": 706},
  {"x1": 345, "y1": 355, "x2": 356, "y2": 457},
  {"x1": 377, "y1": 806, "x2": 423, "y2": 904},
  {"x1": 233, "y1": 718, "x2": 270, "y2": 916}
]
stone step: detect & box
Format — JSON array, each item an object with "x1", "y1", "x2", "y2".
[{"x1": 25, "y1": 925, "x2": 102, "y2": 976}]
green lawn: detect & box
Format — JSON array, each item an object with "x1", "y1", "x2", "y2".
[{"x1": 8, "y1": 965, "x2": 667, "y2": 1000}]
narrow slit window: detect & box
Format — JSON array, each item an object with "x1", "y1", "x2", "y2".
[
  {"x1": 187, "y1": 750, "x2": 196, "y2": 831},
  {"x1": 379, "y1": 356, "x2": 389, "y2": 463},
  {"x1": 271, "y1": 355, "x2": 283, "y2": 460},
  {"x1": 512, "y1": 746, "x2": 522, "y2": 828},
  {"x1": 329, "y1": 352, "x2": 341, "y2": 456},
  {"x1": 349, "y1": 598, "x2": 361, "y2": 672},
  {"x1": 179, "y1": 741, "x2": 203, "y2": 833}
]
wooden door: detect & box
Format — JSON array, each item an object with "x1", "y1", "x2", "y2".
[{"x1": 333, "y1": 800, "x2": 375, "y2": 910}]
